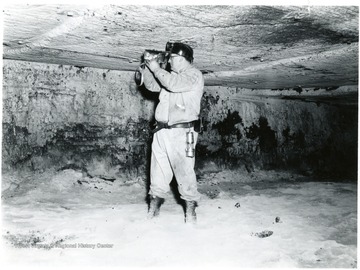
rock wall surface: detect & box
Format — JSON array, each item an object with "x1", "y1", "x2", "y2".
[
  {"x1": 2, "y1": 60, "x2": 357, "y2": 180},
  {"x1": 2, "y1": 60, "x2": 156, "y2": 180},
  {"x1": 198, "y1": 87, "x2": 357, "y2": 179}
]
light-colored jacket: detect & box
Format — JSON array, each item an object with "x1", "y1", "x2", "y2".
[{"x1": 143, "y1": 65, "x2": 204, "y2": 125}]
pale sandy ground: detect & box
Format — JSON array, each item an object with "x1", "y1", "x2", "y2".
[{"x1": 1, "y1": 167, "x2": 357, "y2": 269}]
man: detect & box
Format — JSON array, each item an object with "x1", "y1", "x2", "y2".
[{"x1": 142, "y1": 42, "x2": 204, "y2": 224}]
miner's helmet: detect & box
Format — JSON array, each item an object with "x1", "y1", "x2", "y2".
[{"x1": 166, "y1": 42, "x2": 194, "y2": 63}]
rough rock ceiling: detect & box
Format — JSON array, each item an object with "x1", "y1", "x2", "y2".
[{"x1": 2, "y1": 5, "x2": 359, "y2": 89}]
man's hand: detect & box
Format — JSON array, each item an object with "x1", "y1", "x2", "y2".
[{"x1": 146, "y1": 59, "x2": 160, "y2": 72}]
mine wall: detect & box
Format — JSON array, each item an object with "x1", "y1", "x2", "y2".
[{"x1": 2, "y1": 60, "x2": 357, "y2": 181}]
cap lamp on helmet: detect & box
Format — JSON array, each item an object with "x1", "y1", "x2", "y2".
[{"x1": 165, "y1": 42, "x2": 194, "y2": 63}]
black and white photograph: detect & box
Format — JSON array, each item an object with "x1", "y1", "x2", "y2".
[{"x1": 1, "y1": 1, "x2": 358, "y2": 268}]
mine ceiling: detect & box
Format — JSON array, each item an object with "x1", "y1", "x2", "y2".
[{"x1": 2, "y1": 5, "x2": 359, "y2": 89}]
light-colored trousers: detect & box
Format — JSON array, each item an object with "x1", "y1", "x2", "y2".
[{"x1": 149, "y1": 127, "x2": 201, "y2": 202}]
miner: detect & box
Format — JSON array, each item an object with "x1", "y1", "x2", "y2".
[{"x1": 142, "y1": 42, "x2": 204, "y2": 224}]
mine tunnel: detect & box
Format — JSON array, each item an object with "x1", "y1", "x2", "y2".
[{"x1": 1, "y1": 5, "x2": 358, "y2": 268}]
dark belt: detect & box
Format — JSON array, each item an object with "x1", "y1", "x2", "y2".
[{"x1": 151, "y1": 120, "x2": 197, "y2": 134}]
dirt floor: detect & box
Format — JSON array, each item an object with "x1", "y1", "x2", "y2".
[{"x1": 1, "y1": 166, "x2": 357, "y2": 268}]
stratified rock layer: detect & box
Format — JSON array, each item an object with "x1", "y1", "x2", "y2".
[{"x1": 3, "y1": 60, "x2": 357, "y2": 179}]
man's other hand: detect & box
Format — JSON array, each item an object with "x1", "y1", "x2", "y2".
[{"x1": 146, "y1": 59, "x2": 160, "y2": 72}]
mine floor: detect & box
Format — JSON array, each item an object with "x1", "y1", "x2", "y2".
[{"x1": 1, "y1": 168, "x2": 357, "y2": 268}]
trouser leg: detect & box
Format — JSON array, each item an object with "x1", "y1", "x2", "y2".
[
  {"x1": 148, "y1": 130, "x2": 173, "y2": 199},
  {"x1": 166, "y1": 128, "x2": 200, "y2": 223},
  {"x1": 166, "y1": 128, "x2": 201, "y2": 202}
]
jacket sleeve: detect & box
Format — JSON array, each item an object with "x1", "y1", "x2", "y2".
[
  {"x1": 143, "y1": 68, "x2": 161, "y2": 93},
  {"x1": 152, "y1": 67, "x2": 201, "y2": 93}
]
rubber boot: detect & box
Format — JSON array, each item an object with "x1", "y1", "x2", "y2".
[
  {"x1": 147, "y1": 195, "x2": 165, "y2": 219},
  {"x1": 185, "y1": 200, "x2": 197, "y2": 224}
]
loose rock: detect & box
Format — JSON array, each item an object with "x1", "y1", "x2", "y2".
[{"x1": 252, "y1": 230, "x2": 273, "y2": 238}]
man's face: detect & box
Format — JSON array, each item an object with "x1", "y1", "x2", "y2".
[{"x1": 169, "y1": 54, "x2": 182, "y2": 72}]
